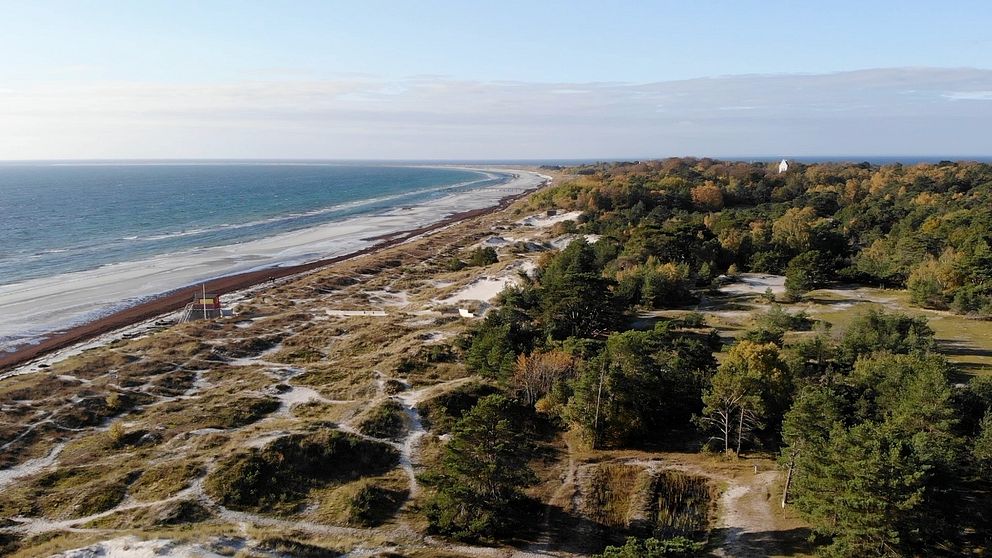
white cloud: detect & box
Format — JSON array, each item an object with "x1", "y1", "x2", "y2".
[
  {"x1": 0, "y1": 67, "x2": 990, "y2": 159},
  {"x1": 942, "y1": 90, "x2": 992, "y2": 101}
]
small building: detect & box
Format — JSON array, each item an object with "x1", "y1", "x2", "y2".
[
  {"x1": 546, "y1": 209, "x2": 558, "y2": 217},
  {"x1": 778, "y1": 159, "x2": 789, "y2": 174}
]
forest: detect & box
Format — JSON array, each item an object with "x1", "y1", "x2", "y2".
[{"x1": 423, "y1": 159, "x2": 992, "y2": 556}]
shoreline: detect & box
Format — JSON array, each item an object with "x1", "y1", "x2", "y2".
[{"x1": 0, "y1": 172, "x2": 548, "y2": 372}]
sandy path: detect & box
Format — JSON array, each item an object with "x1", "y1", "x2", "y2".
[{"x1": 711, "y1": 469, "x2": 783, "y2": 557}]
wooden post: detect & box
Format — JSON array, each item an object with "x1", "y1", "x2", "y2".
[
  {"x1": 593, "y1": 360, "x2": 606, "y2": 449},
  {"x1": 736, "y1": 406, "x2": 745, "y2": 455},
  {"x1": 782, "y1": 454, "x2": 795, "y2": 508}
]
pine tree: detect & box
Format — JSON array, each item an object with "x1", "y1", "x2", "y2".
[{"x1": 424, "y1": 394, "x2": 536, "y2": 540}]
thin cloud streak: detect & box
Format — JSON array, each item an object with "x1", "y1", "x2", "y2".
[{"x1": 1, "y1": 68, "x2": 990, "y2": 159}]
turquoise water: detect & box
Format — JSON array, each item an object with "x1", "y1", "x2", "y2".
[{"x1": 0, "y1": 163, "x2": 505, "y2": 286}]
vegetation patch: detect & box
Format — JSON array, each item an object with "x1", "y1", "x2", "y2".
[
  {"x1": 594, "y1": 536, "x2": 704, "y2": 557},
  {"x1": 155, "y1": 395, "x2": 280, "y2": 432},
  {"x1": 356, "y1": 399, "x2": 407, "y2": 440},
  {"x1": 204, "y1": 430, "x2": 399, "y2": 511},
  {"x1": 0, "y1": 465, "x2": 138, "y2": 520},
  {"x1": 154, "y1": 499, "x2": 212, "y2": 525},
  {"x1": 0, "y1": 532, "x2": 20, "y2": 556},
  {"x1": 129, "y1": 461, "x2": 204, "y2": 501},
  {"x1": 256, "y1": 537, "x2": 342, "y2": 558},
  {"x1": 416, "y1": 381, "x2": 500, "y2": 433},
  {"x1": 214, "y1": 334, "x2": 284, "y2": 359},
  {"x1": 645, "y1": 471, "x2": 711, "y2": 539},
  {"x1": 583, "y1": 463, "x2": 642, "y2": 530},
  {"x1": 581, "y1": 464, "x2": 711, "y2": 545},
  {"x1": 396, "y1": 343, "x2": 455, "y2": 374},
  {"x1": 347, "y1": 481, "x2": 410, "y2": 527}
]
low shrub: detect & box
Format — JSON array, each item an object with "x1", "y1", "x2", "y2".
[
  {"x1": 130, "y1": 462, "x2": 203, "y2": 501},
  {"x1": 257, "y1": 537, "x2": 341, "y2": 558},
  {"x1": 595, "y1": 536, "x2": 704, "y2": 557},
  {"x1": 202, "y1": 396, "x2": 280, "y2": 429},
  {"x1": 348, "y1": 482, "x2": 409, "y2": 527},
  {"x1": 467, "y1": 247, "x2": 499, "y2": 267}
]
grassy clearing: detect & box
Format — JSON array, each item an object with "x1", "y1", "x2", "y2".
[{"x1": 805, "y1": 287, "x2": 992, "y2": 376}]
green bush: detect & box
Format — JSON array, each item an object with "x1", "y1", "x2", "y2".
[
  {"x1": 416, "y1": 382, "x2": 501, "y2": 433},
  {"x1": 785, "y1": 250, "x2": 828, "y2": 298},
  {"x1": 758, "y1": 304, "x2": 813, "y2": 331},
  {"x1": 467, "y1": 247, "x2": 499, "y2": 267}
]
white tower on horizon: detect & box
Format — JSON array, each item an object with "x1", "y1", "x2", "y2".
[{"x1": 778, "y1": 159, "x2": 789, "y2": 173}]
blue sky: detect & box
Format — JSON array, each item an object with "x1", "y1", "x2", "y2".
[{"x1": 1, "y1": 1, "x2": 991, "y2": 158}]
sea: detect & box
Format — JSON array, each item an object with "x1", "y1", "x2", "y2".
[
  {"x1": 0, "y1": 163, "x2": 510, "y2": 285},
  {"x1": 0, "y1": 163, "x2": 541, "y2": 353}
]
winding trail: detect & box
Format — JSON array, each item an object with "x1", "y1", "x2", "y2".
[{"x1": 0, "y1": 443, "x2": 65, "y2": 491}]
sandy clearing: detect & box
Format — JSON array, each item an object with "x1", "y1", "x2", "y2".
[
  {"x1": 719, "y1": 273, "x2": 786, "y2": 296},
  {"x1": 438, "y1": 260, "x2": 537, "y2": 304},
  {"x1": 518, "y1": 210, "x2": 583, "y2": 228},
  {"x1": 47, "y1": 536, "x2": 230, "y2": 558}
]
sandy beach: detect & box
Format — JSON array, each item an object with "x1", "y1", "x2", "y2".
[{"x1": 0, "y1": 168, "x2": 549, "y2": 370}]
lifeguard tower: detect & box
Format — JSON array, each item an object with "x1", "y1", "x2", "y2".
[{"x1": 179, "y1": 287, "x2": 223, "y2": 322}]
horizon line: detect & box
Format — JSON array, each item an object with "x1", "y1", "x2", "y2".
[{"x1": 1, "y1": 155, "x2": 992, "y2": 164}]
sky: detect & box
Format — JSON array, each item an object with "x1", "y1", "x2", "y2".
[{"x1": 1, "y1": 0, "x2": 991, "y2": 159}]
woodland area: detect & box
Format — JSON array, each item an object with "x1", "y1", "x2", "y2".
[{"x1": 438, "y1": 159, "x2": 992, "y2": 556}]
